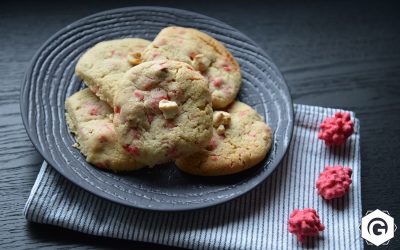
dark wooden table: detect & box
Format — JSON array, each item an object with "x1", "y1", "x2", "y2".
[{"x1": 1, "y1": 1, "x2": 399, "y2": 249}]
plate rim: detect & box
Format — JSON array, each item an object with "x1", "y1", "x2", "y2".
[{"x1": 20, "y1": 6, "x2": 294, "y2": 211}]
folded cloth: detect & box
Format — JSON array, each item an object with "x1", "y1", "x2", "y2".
[{"x1": 24, "y1": 104, "x2": 363, "y2": 249}]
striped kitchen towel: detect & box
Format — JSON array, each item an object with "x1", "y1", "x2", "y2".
[{"x1": 24, "y1": 105, "x2": 363, "y2": 249}]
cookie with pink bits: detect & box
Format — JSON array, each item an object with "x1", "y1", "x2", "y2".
[
  {"x1": 113, "y1": 60, "x2": 213, "y2": 167},
  {"x1": 316, "y1": 165, "x2": 352, "y2": 200},
  {"x1": 65, "y1": 89, "x2": 144, "y2": 171},
  {"x1": 142, "y1": 26, "x2": 241, "y2": 109},
  {"x1": 175, "y1": 101, "x2": 272, "y2": 176},
  {"x1": 76, "y1": 38, "x2": 150, "y2": 106},
  {"x1": 65, "y1": 88, "x2": 113, "y2": 125}
]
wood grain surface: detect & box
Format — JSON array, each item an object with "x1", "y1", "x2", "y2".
[{"x1": 1, "y1": 1, "x2": 399, "y2": 249}]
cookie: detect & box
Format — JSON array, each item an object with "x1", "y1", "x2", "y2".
[
  {"x1": 65, "y1": 89, "x2": 144, "y2": 171},
  {"x1": 142, "y1": 26, "x2": 241, "y2": 109},
  {"x1": 113, "y1": 60, "x2": 213, "y2": 167},
  {"x1": 65, "y1": 88, "x2": 113, "y2": 127},
  {"x1": 76, "y1": 38, "x2": 150, "y2": 106},
  {"x1": 175, "y1": 101, "x2": 273, "y2": 176}
]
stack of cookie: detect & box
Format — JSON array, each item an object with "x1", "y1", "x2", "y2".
[{"x1": 66, "y1": 27, "x2": 273, "y2": 176}]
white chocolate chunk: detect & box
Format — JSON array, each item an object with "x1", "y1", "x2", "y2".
[
  {"x1": 192, "y1": 54, "x2": 211, "y2": 72},
  {"x1": 159, "y1": 100, "x2": 179, "y2": 119},
  {"x1": 213, "y1": 111, "x2": 231, "y2": 135},
  {"x1": 213, "y1": 111, "x2": 231, "y2": 128},
  {"x1": 216, "y1": 124, "x2": 226, "y2": 136},
  {"x1": 127, "y1": 52, "x2": 142, "y2": 65}
]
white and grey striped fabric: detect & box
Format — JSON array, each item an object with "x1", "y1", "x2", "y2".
[{"x1": 24, "y1": 105, "x2": 363, "y2": 249}]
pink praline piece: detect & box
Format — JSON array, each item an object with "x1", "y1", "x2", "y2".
[
  {"x1": 288, "y1": 208, "x2": 325, "y2": 243},
  {"x1": 316, "y1": 165, "x2": 352, "y2": 200},
  {"x1": 318, "y1": 112, "x2": 354, "y2": 146}
]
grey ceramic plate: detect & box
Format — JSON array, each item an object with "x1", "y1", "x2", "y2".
[{"x1": 20, "y1": 6, "x2": 293, "y2": 211}]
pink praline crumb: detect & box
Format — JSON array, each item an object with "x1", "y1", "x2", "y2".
[
  {"x1": 206, "y1": 136, "x2": 218, "y2": 151},
  {"x1": 213, "y1": 78, "x2": 223, "y2": 88},
  {"x1": 222, "y1": 65, "x2": 231, "y2": 72},
  {"x1": 133, "y1": 90, "x2": 144, "y2": 101},
  {"x1": 238, "y1": 110, "x2": 247, "y2": 117},
  {"x1": 157, "y1": 38, "x2": 167, "y2": 46},
  {"x1": 177, "y1": 28, "x2": 186, "y2": 34},
  {"x1": 98, "y1": 135, "x2": 107, "y2": 143},
  {"x1": 95, "y1": 162, "x2": 107, "y2": 169},
  {"x1": 151, "y1": 51, "x2": 161, "y2": 59},
  {"x1": 123, "y1": 145, "x2": 140, "y2": 156},
  {"x1": 167, "y1": 147, "x2": 180, "y2": 159},
  {"x1": 114, "y1": 106, "x2": 121, "y2": 113},
  {"x1": 89, "y1": 107, "x2": 97, "y2": 116},
  {"x1": 248, "y1": 131, "x2": 257, "y2": 137},
  {"x1": 163, "y1": 120, "x2": 176, "y2": 129},
  {"x1": 211, "y1": 156, "x2": 219, "y2": 161},
  {"x1": 146, "y1": 113, "x2": 154, "y2": 124},
  {"x1": 129, "y1": 129, "x2": 141, "y2": 140}
]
